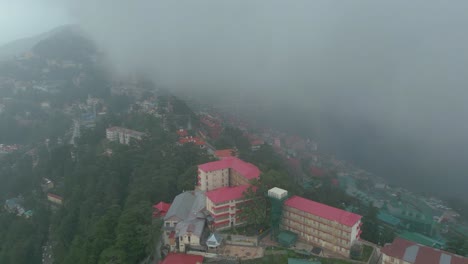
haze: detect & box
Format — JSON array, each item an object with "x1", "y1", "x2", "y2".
[
  {"x1": 5, "y1": 0, "x2": 468, "y2": 200},
  {"x1": 0, "y1": 0, "x2": 71, "y2": 45}
]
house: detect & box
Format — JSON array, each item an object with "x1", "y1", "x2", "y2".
[
  {"x1": 163, "y1": 191, "x2": 208, "y2": 252},
  {"x1": 381, "y1": 237, "x2": 468, "y2": 264},
  {"x1": 205, "y1": 185, "x2": 251, "y2": 230},
  {"x1": 106, "y1": 126, "x2": 145, "y2": 145},
  {"x1": 153, "y1": 202, "x2": 171, "y2": 218},
  {"x1": 47, "y1": 193, "x2": 63, "y2": 205},
  {"x1": 178, "y1": 136, "x2": 205, "y2": 149},
  {"x1": 4, "y1": 198, "x2": 25, "y2": 215},
  {"x1": 197, "y1": 157, "x2": 260, "y2": 191},
  {"x1": 281, "y1": 195, "x2": 362, "y2": 257},
  {"x1": 159, "y1": 253, "x2": 204, "y2": 264}
]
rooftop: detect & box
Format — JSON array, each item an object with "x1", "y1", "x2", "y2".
[
  {"x1": 106, "y1": 126, "x2": 145, "y2": 137},
  {"x1": 164, "y1": 191, "x2": 206, "y2": 222},
  {"x1": 214, "y1": 149, "x2": 235, "y2": 159},
  {"x1": 381, "y1": 238, "x2": 467, "y2": 264},
  {"x1": 160, "y1": 253, "x2": 204, "y2": 264},
  {"x1": 206, "y1": 185, "x2": 251, "y2": 204},
  {"x1": 198, "y1": 157, "x2": 260, "y2": 180},
  {"x1": 285, "y1": 196, "x2": 362, "y2": 227}
]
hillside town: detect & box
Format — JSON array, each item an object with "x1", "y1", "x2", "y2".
[{"x1": 0, "y1": 27, "x2": 467, "y2": 264}]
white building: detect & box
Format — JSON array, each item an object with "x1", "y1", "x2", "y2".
[{"x1": 106, "y1": 126, "x2": 145, "y2": 145}]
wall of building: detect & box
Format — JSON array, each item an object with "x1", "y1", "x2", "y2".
[
  {"x1": 179, "y1": 234, "x2": 201, "y2": 252},
  {"x1": 198, "y1": 168, "x2": 229, "y2": 191},
  {"x1": 230, "y1": 170, "x2": 250, "y2": 187},
  {"x1": 281, "y1": 206, "x2": 355, "y2": 256},
  {"x1": 207, "y1": 198, "x2": 248, "y2": 231},
  {"x1": 381, "y1": 254, "x2": 410, "y2": 264}
]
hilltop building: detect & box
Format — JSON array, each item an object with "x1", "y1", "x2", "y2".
[
  {"x1": 381, "y1": 237, "x2": 468, "y2": 264},
  {"x1": 281, "y1": 195, "x2": 362, "y2": 257},
  {"x1": 197, "y1": 157, "x2": 260, "y2": 192},
  {"x1": 47, "y1": 193, "x2": 63, "y2": 205},
  {"x1": 205, "y1": 185, "x2": 252, "y2": 230},
  {"x1": 195, "y1": 157, "x2": 260, "y2": 230},
  {"x1": 106, "y1": 126, "x2": 144, "y2": 145}
]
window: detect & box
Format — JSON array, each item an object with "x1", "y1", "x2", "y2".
[{"x1": 165, "y1": 222, "x2": 170, "y2": 227}]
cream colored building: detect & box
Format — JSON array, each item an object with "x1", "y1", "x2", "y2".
[{"x1": 281, "y1": 195, "x2": 362, "y2": 257}]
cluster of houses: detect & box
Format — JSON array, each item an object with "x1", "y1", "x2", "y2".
[
  {"x1": 4, "y1": 197, "x2": 33, "y2": 218},
  {"x1": 154, "y1": 155, "x2": 364, "y2": 259}
]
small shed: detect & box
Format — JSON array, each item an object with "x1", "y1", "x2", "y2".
[
  {"x1": 277, "y1": 230, "x2": 298, "y2": 247},
  {"x1": 206, "y1": 233, "x2": 223, "y2": 248}
]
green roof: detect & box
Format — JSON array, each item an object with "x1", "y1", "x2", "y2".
[
  {"x1": 398, "y1": 232, "x2": 445, "y2": 248},
  {"x1": 378, "y1": 212, "x2": 401, "y2": 226},
  {"x1": 288, "y1": 258, "x2": 321, "y2": 264},
  {"x1": 278, "y1": 230, "x2": 298, "y2": 247}
]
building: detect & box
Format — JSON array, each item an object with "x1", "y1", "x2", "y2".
[
  {"x1": 205, "y1": 185, "x2": 251, "y2": 230},
  {"x1": 381, "y1": 237, "x2": 468, "y2": 264},
  {"x1": 281, "y1": 195, "x2": 362, "y2": 257},
  {"x1": 47, "y1": 193, "x2": 63, "y2": 205},
  {"x1": 197, "y1": 157, "x2": 260, "y2": 191},
  {"x1": 163, "y1": 191, "x2": 208, "y2": 252},
  {"x1": 214, "y1": 149, "x2": 237, "y2": 159},
  {"x1": 159, "y1": 253, "x2": 204, "y2": 264},
  {"x1": 106, "y1": 126, "x2": 145, "y2": 145},
  {"x1": 153, "y1": 201, "x2": 171, "y2": 218}
]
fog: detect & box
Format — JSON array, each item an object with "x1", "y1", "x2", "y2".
[
  {"x1": 0, "y1": 0, "x2": 71, "y2": 45},
  {"x1": 27, "y1": 1, "x2": 468, "y2": 199}
]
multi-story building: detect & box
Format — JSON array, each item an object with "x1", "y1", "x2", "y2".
[
  {"x1": 197, "y1": 157, "x2": 260, "y2": 191},
  {"x1": 381, "y1": 237, "x2": 468, "y2": 264},
  {"x1": 281, "y1": 195, "x2": 362, "y2": 257},
  {"x1": 205, "y1": 185, "x2": 251, "y2": 230},
  {"x1": 163, "y1": 191, "x2": 208, "y2": 253},
  {"x1": 106, "y1": 126, "x2": 145, "y2": 145},
  {"x1": 196, "y1": 157, "x2": 260, "y2": 230}
]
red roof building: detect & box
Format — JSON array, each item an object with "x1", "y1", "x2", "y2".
[
  {"x1": 381, "y1": 238, "x2": 468, "y2": 264},
  {"x1": 206, "y1": 185, "x2": 251, "y2": 204},
  {"x1": 153, "y1": 201, "x2": 171, "y2": 218},
  {"x1": 178, "y1": 136, "x2": 205, "y2": 148},
  {"x1": 176, "y1": 129, "x2": 188, "y2": 137},
  {"x1": 282, "y1": 195, "x2": 362, "y2": 257},
  {"x1": 205, "y1": 185, "x2": 253, "y2": 230},
  {"x1": 159, "y1": 253, "x2": 204, "y2": 264},
  {"x1": 197, "y1": 157, "x2": 260, "y2": 191},
  {"x1": 214, "y1": 149, "x2": 236, "y2": 159}
]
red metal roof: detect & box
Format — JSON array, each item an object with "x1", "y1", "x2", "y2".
[
  {"x1": 206, "y1": 185, "x2": 251, "y2": 204},
  {"x1": 153, "y1": 202, "x2": 171, "y2": 213},
  {"x1": 177, "y1": 129, "x2": 188, "y2": 137},
  {"x1": 178, "y1": 136, "x2": 205, "y2": 145},
  {"x1": 214, "y1": 149, "x2": 235, "y2": 159},
  {"x1": 381, "y1": 238, "x2": 468, "y2": 264},
  {"x1": 160, "y1": 253, "x2": 204, "y2": 264},
  {"x1": 198, "y1": 157, "x2": 260, "y2": 180},
  {"x1": 285, "y1": 196, "x2": 362, "y2": 227}
]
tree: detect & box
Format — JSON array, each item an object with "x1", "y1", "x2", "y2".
[
  {"x1": 360, "y1": 205, "x2": 380, "y2": 244},
  {"x1": 239, "y1": 183, "x2": 268, "y2": 228}
]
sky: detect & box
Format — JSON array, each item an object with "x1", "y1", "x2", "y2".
[
  {"x1": 0, "y1": 0, "x2": 71, "y2": 45},
  {"x1": 2, "y1": 1, "x2": 468, "y2": 200}
]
